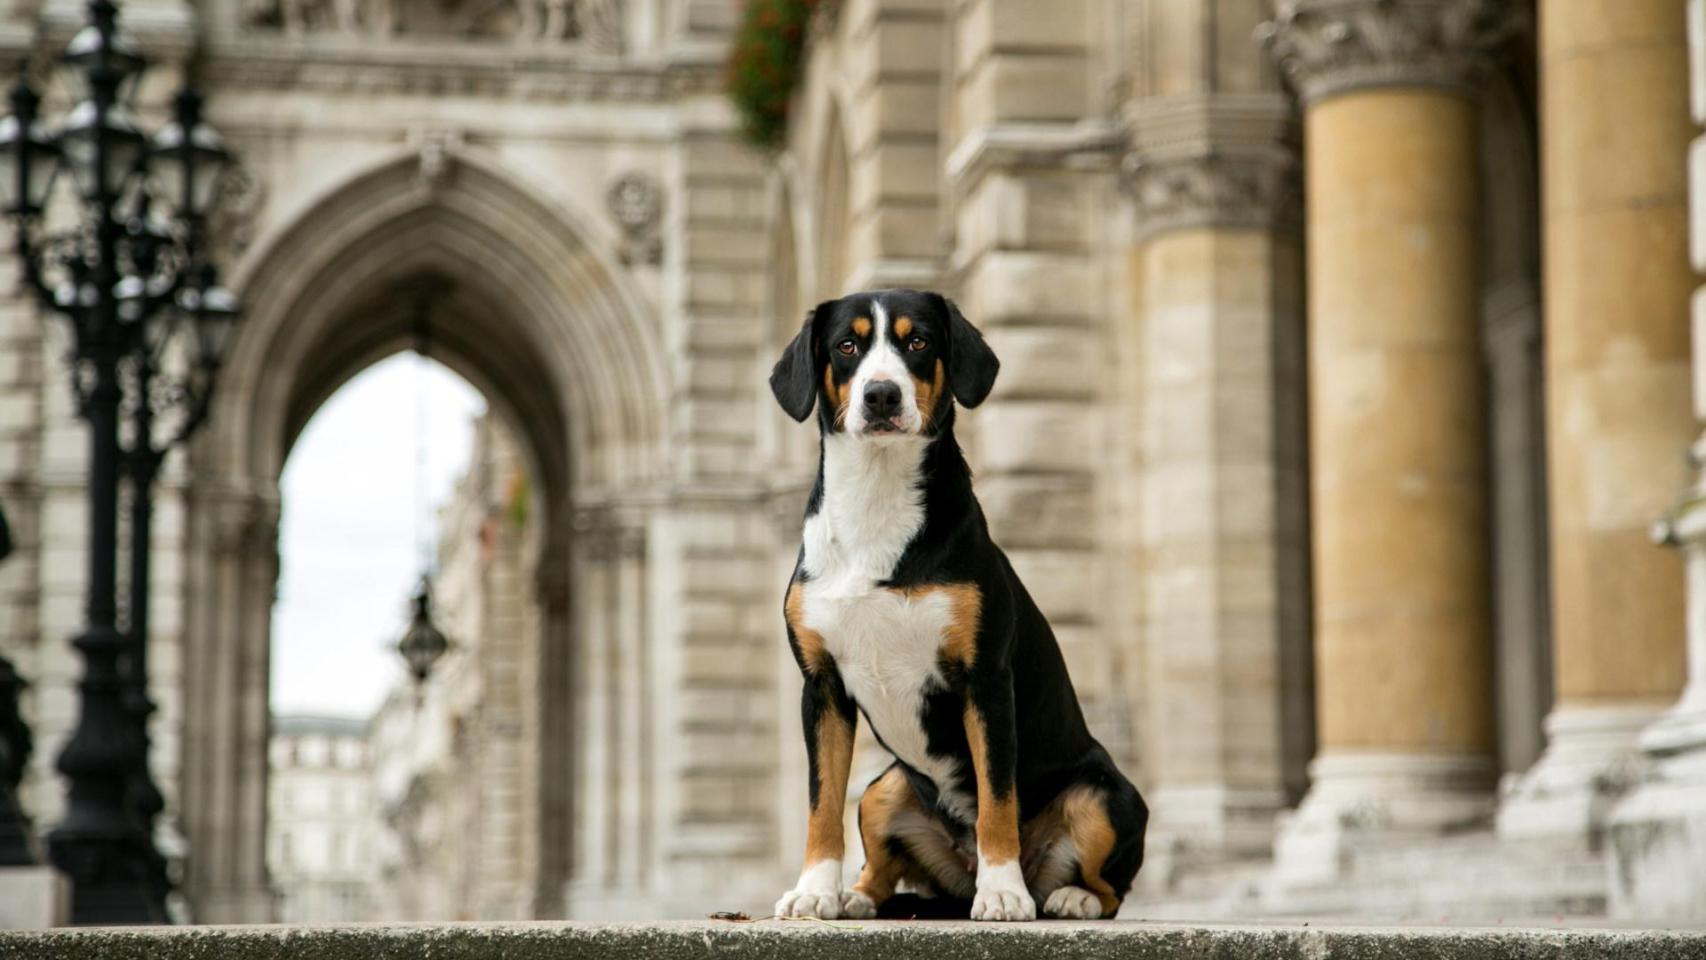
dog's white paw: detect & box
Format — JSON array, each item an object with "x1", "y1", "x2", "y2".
[
  {"x1": 776, "y1": 889, "x2": 843, "y2": 919},
  {"x1": 971, "y1": 887, "x2": 1036, "y2": 921},
  {"x1": 970, "y1": 860, "x2": 1035, "y2": 921},
  {"x1": 840, "y1": 889, "x2": 878, "y2": 919},
  {"x1": 1042, "y1": 885, "x2": 1103, "y2": 919}
]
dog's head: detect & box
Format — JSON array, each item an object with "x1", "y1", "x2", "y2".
[{"x1": 769, "y1": 289, "x2": 998, "y2": 440}]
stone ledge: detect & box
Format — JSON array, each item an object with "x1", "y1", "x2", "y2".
[{"x1": 3, "y1": 920, "x2": 1706, "y2": 960}]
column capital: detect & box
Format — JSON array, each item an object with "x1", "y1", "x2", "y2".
[
  {"x1": 1126, "y1": 148, "x2": 1300, "y2": 240},
  {"x1": 1123, "y1": 94, "x2": 1300, "y2": 239},
  {"x1": 1259, "y1": 0, "x2": 1519, "y2": 104}
]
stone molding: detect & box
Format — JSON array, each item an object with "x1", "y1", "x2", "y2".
[
  {"x1": 1258, "y1": 0, "x2": 1519, "y2": 104},
  {"x1": 943, "y1": 121, "x2": 1122, "y2": 202},
  {"x1": 1124, "y1": 147, "x2": 1299, "y2": 239},
  {"x1": 238, "y1": 0, "x2": 625, "y2": 51},
  {"x1": 201, "y1": 45, "x2": 722, "y2": 101}
]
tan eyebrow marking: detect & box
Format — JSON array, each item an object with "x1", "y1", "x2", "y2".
[
  {"x1": 852, "y1": 317, "x2": 872, "y2": 337},
  {"x1": 894, "y1": 316, "x2": 913, "y2": 339}
]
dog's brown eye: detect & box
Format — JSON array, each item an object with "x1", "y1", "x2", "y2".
[
  {"x1": 836, "y1": 338, "x2": 858, "y2": 356},
  {"x1": 907, "y1": 336, "x2": 928, "y2": 352}
]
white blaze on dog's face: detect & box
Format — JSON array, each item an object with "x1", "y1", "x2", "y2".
[{"x1": 841, "y1": 300, "x2": 931, "y2": 439}]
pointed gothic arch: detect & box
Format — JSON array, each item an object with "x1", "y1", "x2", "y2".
[{"x1": 177, "y1": 147, "x2": 667, "y2": 921}]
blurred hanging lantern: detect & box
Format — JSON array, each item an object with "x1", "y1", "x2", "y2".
[{"x1": 397, "y1": 577, "x2": 449, "y2": 686}]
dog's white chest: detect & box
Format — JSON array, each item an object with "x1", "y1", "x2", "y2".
[
  {"x1": 796, "y1": 433, "x2": 972, "y2": 815},
  {"x1": 796, "y1": 573, "x2": 964, "y2": 801}
]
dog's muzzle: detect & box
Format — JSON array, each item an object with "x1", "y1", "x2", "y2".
[{"x1": 862, "y1": 380, "x2": 903, "y2": 433}]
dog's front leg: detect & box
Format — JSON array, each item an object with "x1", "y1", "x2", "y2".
[
  {"x1": 775, "y1": 674, "x2": 858, "y2": 919},
  {"x1": 963, "y1": 675, "x2": 1035, "y2": 921}
]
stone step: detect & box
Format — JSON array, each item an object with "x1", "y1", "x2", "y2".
[
  {"x1": 1137, "y1": 830, "x2": 1611, "y2": 923},
  {"x1": 2, "y1": 920, "x2": 1703, "y2": 959}
]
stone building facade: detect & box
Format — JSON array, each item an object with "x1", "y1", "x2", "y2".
[
  {"x1": 266, "y1": 715, "x2": 379, "y2": 923},
  {"x1": 1, "y1": 0, "x2": 1705, "y2": 925}
]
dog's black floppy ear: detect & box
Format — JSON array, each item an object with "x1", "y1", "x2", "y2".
[
  {"x1": 940, "y1": 295, "x2": 999, "y2": 408},
  {"x1": 770, "y1": 304, "x2": 827, "y2": 422}
]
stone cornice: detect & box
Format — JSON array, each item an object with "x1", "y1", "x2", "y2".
[
  {"x1": 944, "y1": 120, "x2": 1122, "y2": 201},
  {"x1": 1258, "y1": 0, "x2": 1518, "y2": 104},
  {"x1": 201, "y1": 41, "x2": 725, "y2": 102}
]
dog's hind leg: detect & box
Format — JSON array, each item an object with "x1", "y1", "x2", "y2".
[
  {"x1": 1022, "y1": 779, "x2": 1148, "y2": 919},
  {"x1": 846, "y1": 764, "x2": 975, "y2": 918}
]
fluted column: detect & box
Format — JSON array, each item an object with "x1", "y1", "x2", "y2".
[
  {"x1": 1498, "y1": 0, "x2": 1694, "y2": 848},
  {"x1": 1263, "y1": 0, "x2": 1508, "y2": 883},
  {"x1": 1123, "y1": 19, "x2": 1311, "y2": 868}
]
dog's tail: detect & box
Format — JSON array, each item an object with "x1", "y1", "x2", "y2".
[{"x1": 874, "y1": 893, "x2": 973, "y2": 920}]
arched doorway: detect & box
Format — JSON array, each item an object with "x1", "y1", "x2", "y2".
[{"x1": 176, "y1": 147, "x2": 667, "y2": 922}]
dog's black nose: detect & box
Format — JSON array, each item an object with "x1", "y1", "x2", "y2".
[{"x1": 863, "y1": 380, "x2": 902, "y2": 419}]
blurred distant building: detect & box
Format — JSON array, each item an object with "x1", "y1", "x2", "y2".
[
  {"x1": 266, "y1": 715, "x2": 378, "y2": 923},
  {"x1": 366, "y1": 414, "x2": 543, "y2": 921},
  {"x1": 2, "y1": 0, "x2": 1706, "y2": 926}
]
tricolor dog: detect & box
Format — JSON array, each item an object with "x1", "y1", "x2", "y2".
[{"x1": 769, "y1": 289, "x2": 1147, "y2": 922}]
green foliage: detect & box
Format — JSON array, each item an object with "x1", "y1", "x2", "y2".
[{"x1": 725, "y1": 0, "x2": 834, "y2": 150}]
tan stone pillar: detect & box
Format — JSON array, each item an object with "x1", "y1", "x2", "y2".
[
  {"x1": 1124, "y1": 72, "x2": 1310, "y2": 870},
  {"x1": 1499, "y1": 0, "x2": 1695, "y2": 847},
  {"x1": 1262, "y1": 0, "x2": 1507, "y2": 883}
]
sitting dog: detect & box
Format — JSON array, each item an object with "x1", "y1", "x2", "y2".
[{"x1": 769, "y1": 289, "x2": 1147, "y2": 922}]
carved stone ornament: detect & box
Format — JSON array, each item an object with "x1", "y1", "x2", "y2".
[
  {"x1": 1124, "y1": 148, "x2": 1299, "y2": 239},
  {"x1": 1258, "y1": 0, "x2": 1518, "y2": 104},
  {"x1": 413, "y1": 129, "x2": 466, "y2": 194},
  {"x1": 241, "y1": 0, "x2": 625, "y2": 50},
  {"x1": 206, "y1": 161, "x2": 266, "y2": 263},
  {"x1": 606, "y1": 172, "x2": 663, "y2": 267}
]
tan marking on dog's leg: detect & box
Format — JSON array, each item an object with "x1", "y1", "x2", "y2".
[
  {"x1": 1062, "y1": 787, "x2": 1122, "y2": 917},
  {"x1": 962, "y1": 703, "x2": 1021, "y2": 865},
  {"x1": 804, "y1": 707, "x2": 854, "y2": 868}
]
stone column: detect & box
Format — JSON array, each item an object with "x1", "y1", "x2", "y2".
[
  {"x1": 181, "y1": 488, "x2": 278, "y2": 923},
  {"x1": 1124, "y1": 70, "x2": 1309, "y2": 869},
  {"x1": 567, "y1": 509, "x2": 613, "y2": 903},
  {"x1": 1498, "y1": 0, "x2": 1695, "y2": 847},
  {"x1": 1263, "y1": 0, "x2": 1508, "y2": 883},
  {"x1": 1605, "y1": 0, "x2": 1706, "y2": 920}
]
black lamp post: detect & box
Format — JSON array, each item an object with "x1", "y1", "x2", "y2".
[{"x1": 0, "y1": 0, "x2": 238, "y2": 924}]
